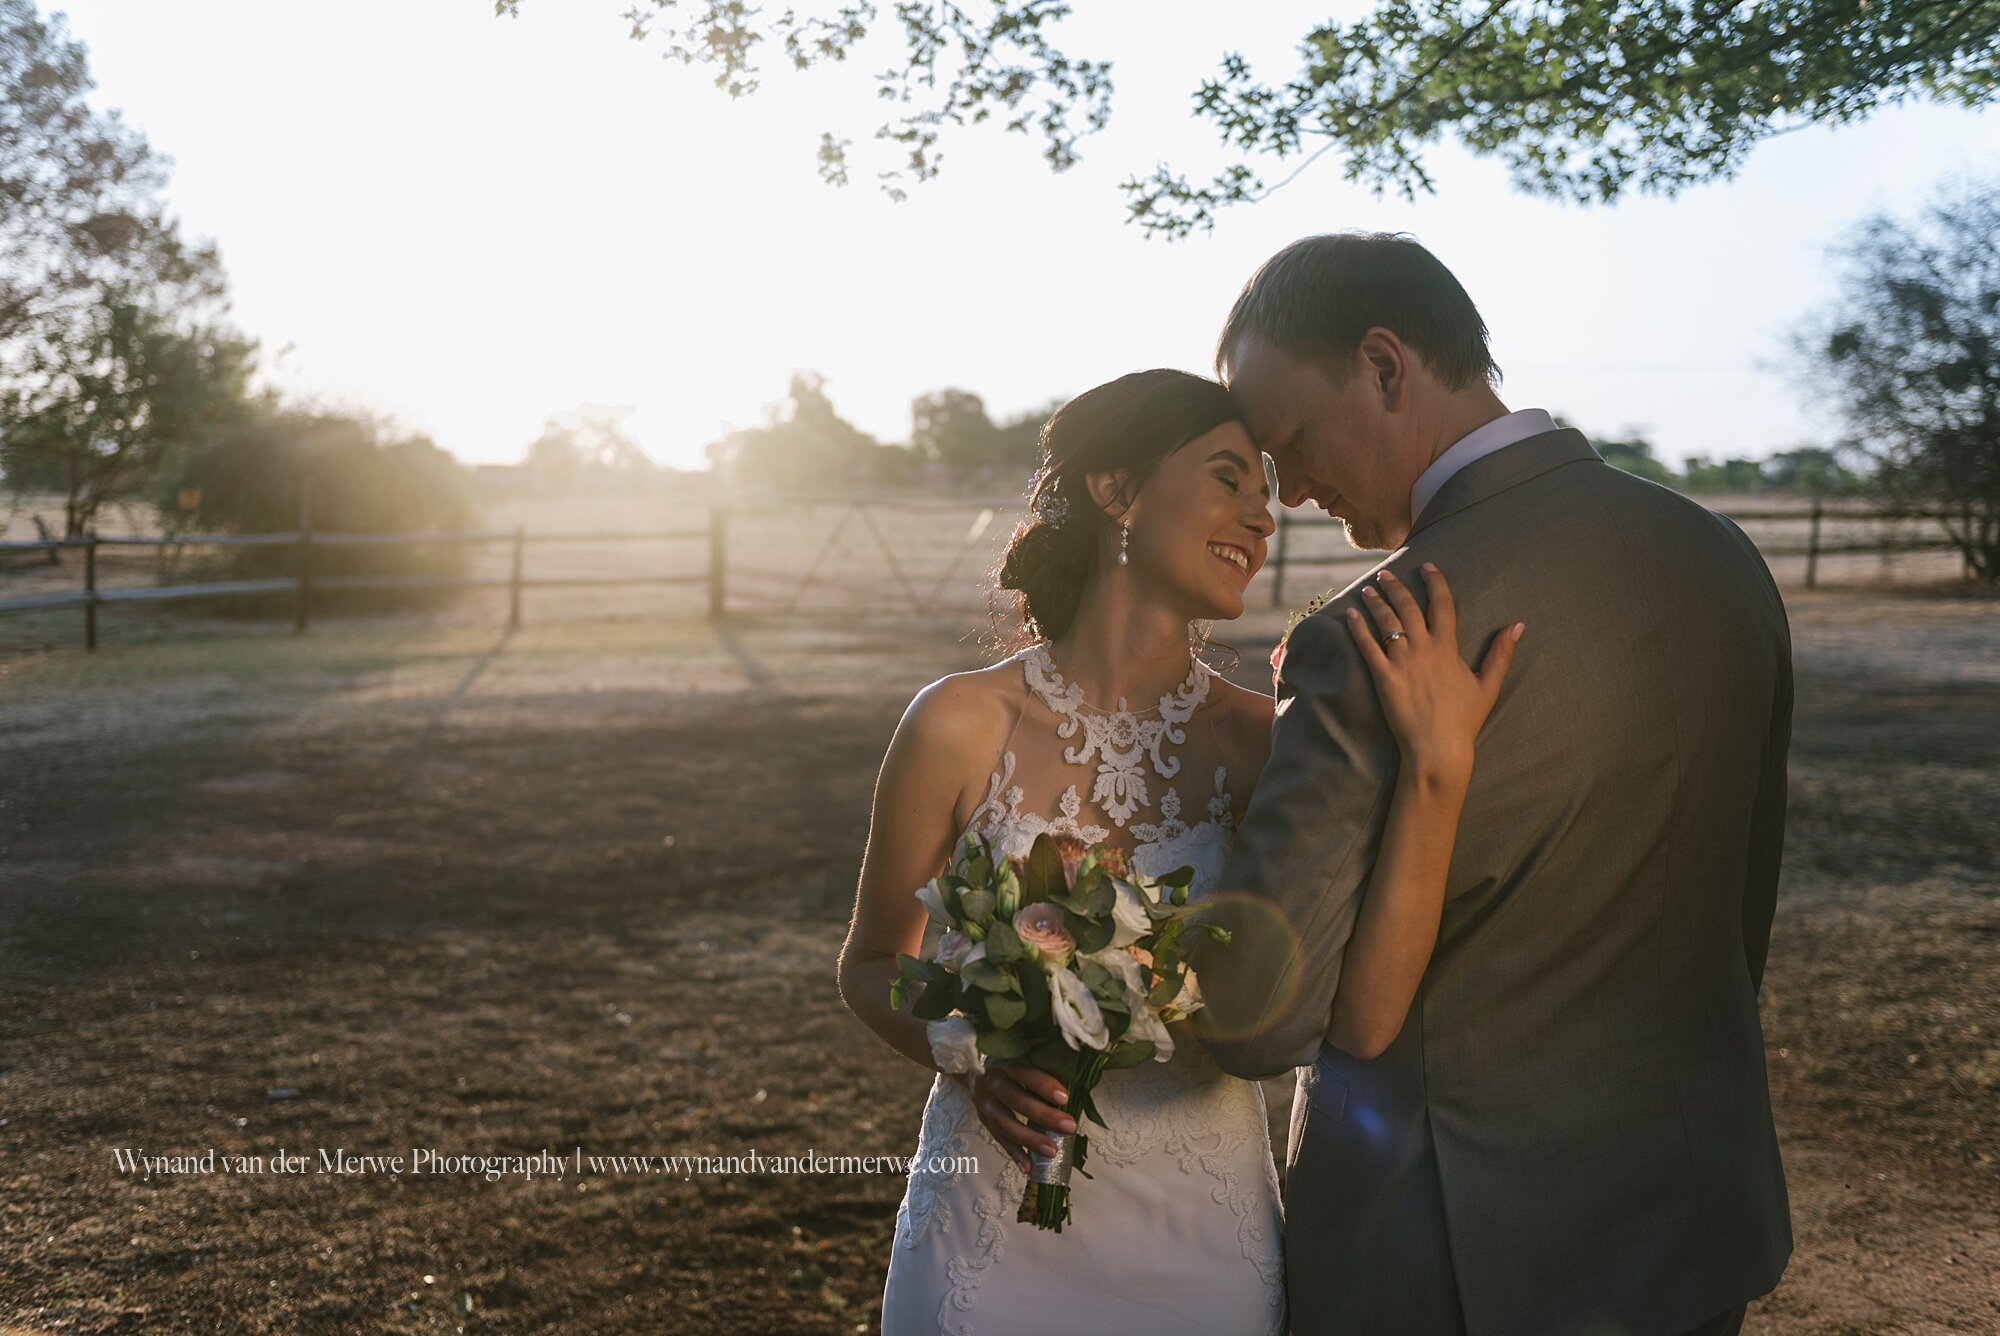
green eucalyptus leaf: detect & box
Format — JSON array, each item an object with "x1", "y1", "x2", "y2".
[
  {"x1": 983, "y1": 918, "x2": 1023, "y2": 963},
  {"x1": 986, "y1": 992, "x2": 1027, "y2": 1029},
  {"x1": 960, "y1": 959, "x2": 1016, "y2": 993},
  {"x1": 913, "y1": 981, "x2": 959, "y2": 1020},
  {"x1": 1103, "y1": 1040, "x2": 1156, "y2": 1069},
  {"x1": 1021, "y1": 833, "x2": 1067, "y2": 904},
  {"x1": 958, "y1": 886, "x2": 997, "y2": 922}
]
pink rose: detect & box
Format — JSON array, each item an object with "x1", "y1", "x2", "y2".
[
  {"x1": 1013, "y1": 902, "x2": 1075, "y2": 966},
  {"x1": 1127, "y1": 945, "x2": 1154, "y2": 971}
]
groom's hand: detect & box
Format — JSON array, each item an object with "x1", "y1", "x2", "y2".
[{"x1": 956, "y1": 1065, "x2": 1077, "y2": 1173}]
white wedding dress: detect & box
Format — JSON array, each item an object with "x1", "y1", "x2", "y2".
[{"x1": 880, "y1": 642, "x2": 1286, "y2": 1336}]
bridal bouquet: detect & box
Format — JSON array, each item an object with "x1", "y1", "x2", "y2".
[{"x1": 891, "y1": 830, "x2": 1230, "y2": 1232}]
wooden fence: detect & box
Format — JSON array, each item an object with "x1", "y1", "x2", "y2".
[
  {"x1": 0, "y1": 496, "x2": 1973, "y2": 650},
  {"x1": 0, "y1": 524, "x2": 718, "y2": 650}
]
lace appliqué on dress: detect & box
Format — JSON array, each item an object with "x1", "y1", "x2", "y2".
[
  {"x1": 964, "y1": 750, "x2": 1112, "y2": 847},
  {"x1": 1022, "y1": 642, "x2": 1211, "y2": 827}
]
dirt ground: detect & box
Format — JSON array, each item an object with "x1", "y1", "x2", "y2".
[{"x1": 0, "y1": 584, "x2": 1994, "y2": 1334}]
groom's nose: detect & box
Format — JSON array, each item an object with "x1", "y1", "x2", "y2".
[{"x1": 1275, "y1": 469, "x2": 1313, "y2": 509}]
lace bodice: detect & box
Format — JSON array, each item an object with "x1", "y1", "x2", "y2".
[{"x1": 960, "y1": 642, "x2": 1240, "y2": 895}]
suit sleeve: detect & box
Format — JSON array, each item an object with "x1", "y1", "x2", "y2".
[
  {"x1": 1718, "y1": 512, "x2": 1792, "y2": 995},
  {"x1": 1741, "y1": 588, "x2": 1792, "y2": 996},
  {"x1": 1190, "y1": 603, "x2": 1403, "y2": 1080}
]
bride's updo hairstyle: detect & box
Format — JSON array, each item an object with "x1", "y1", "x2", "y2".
[{"x1": 990, "y1": 368, "x2": 1243, "y2": 649}]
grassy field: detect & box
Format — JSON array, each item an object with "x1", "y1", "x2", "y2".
[{"x1": 0, "y1": 585, "x2": 1995, "y2": 1334}]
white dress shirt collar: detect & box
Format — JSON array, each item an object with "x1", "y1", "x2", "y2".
[{"x1": 1408, "y1": 408, "x2": 1559, "y2": 526}]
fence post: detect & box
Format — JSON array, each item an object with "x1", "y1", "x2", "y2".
[
  {"x1": 708, "y1": 505, "x2": 727, "y2": 619},
  {"x1": 84, "y1": 532, "x2": 98, "y2": 651},
  {"x1": 1270, "y1": 509, "x2": 1291, "y2": 607},
  {"x1": 294, "y1": 477, "x2": 313, "y2": 632},
  {"x1": 1804, "y1": 499, "x2": 1823, "y2": 591},
  {"x1": 508, "y1": 525, "x2": 525, "y2": 629}
]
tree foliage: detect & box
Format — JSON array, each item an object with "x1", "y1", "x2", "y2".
[
  {"x1": 0, "y1": 0, "x2": 221, "y2": 345},
  {"x1": 499, "y1": 1, "x2": 2000, "y2": 236},
  {"x1": 1795, "y1": 175, "x2": 2000, "y2": 579},
  {"x1": 705, "y1": 371, "x2": 915, "y2": 492},
  {"x1": 1588, "y1": 429, "x2": 1676, "y2": 485},
  {"x1": 148, "y1": 404, "x2": 476, "y2": 611},
  {"x1": 910, "y1": 386, "x2": 1048, "y2": 480},
  {"x1": 0, "y1": 294, "x2": 256, "y2": 536},
  {"x1": 0, "y1": 0, "x2": 240, "y2": 536},
  {"x1": 521, "y1": 403, "x2": 658, "y2": 495}
]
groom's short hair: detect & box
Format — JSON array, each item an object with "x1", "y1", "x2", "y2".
[{"x1": 1216, "y1": 232, "x2": 1499, "y2": 391}]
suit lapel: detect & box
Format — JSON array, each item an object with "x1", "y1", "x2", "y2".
[{"x1": 1407, "y1": 428, "x2": 1603, "y2": 540}]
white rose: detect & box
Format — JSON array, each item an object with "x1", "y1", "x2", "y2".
[
  {"x1": 1048, "y1": 966, "x2": 1110, "y2": 1052},
  {"x1": 1122, "y1": 995, "x2": 1175, "y2": 1063},
  {"x1": 1110, "y1": 880, "x2": 1152, "y2": 948},
  {"x1": 1162, "y1": 968, "x2": 1204, "y2": 1021},
  {"x1": 927, "y1": 1015, "x2": 985, "y2": 1075},
  {"x1": 915, "y1": 878, "x2": 953, "y2": 927},
  {"x1": 1080, "y1": 945, "x2": 1145, "y2": 994}
]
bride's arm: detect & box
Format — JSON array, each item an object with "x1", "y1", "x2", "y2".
[
  {"x1": 837, "y1": 679, "x2": 984, "y2": 1073},
  {"x1": 835, "y1": 677, "x2": 1074, "y2": 1169},
  {"x1": 1323, "y1": 565, "x2": 1522, "y2": 1061}
]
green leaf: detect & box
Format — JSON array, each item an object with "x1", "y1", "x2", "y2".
[
  {"x1": 960, "y1": 959, "x2": 1016, "y2": 993},
  {"x1": 983, "y1": 918, "x2": 1023, "y2": 963},
  {"x1": 978, "y1": 1026, "x2": 1030, "y2": 1061},
  {"x1": 1103, "y1": 1040, "x2": 1156, "y2": 1069},
  {"x1": 958, "y1": 885, "x2": 997, "y2": 922},
  {"x1": 1020, "y1": 833, "x2": 1068, "y2": 904},
  {"x1": 986, "y1": 992, "x2": 1027, "y2": 1030},
  {"x1": 1069, "y1": 908, "x2": 1114, "y2": 955},
  {"x1": 1029, "y1": 1040, "x2": 1081, "y2": 1088},
  {"x1": 1017, "y1": 963, "x2": 1050, "y2": 1021},
  {"x1": 912, "y1": 981, "x2": 959, "y2": 1021}
]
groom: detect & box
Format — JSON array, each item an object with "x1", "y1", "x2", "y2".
[{"x1": 1192, "y1": 233, "x2": 1793, "y2": 1336}]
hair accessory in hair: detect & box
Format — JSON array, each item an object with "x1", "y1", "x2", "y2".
[{"x1": 1034, "y1": 488, "x2": 1071, "y2": 527}]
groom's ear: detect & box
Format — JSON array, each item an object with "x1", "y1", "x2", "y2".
[{"x1": 1356, "y1": 327, "x2": 1413, "y2": 411}]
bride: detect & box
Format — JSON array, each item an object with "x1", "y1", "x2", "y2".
[{"x1": 837, "y1": 368, "x2": 1518, "y2": 1335}]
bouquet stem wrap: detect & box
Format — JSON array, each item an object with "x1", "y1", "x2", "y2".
[{"x1": 1015, "y1": 1052, "x2": 1109, "y2": 1230}]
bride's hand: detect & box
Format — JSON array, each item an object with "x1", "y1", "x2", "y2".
[
  {"x1": 951, "y1": 1064, "x2": 1077, "y2": 1174},
  {"x1": 1346, "y1": 564, "x2": 1523, "y2": 784}
]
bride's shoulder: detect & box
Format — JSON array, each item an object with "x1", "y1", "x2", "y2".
[{"x1": 896, "y1": 652, "x2": 1025, "y2": 756}]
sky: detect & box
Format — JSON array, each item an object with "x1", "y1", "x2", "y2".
[{"x1": 43, "y1": 0, "x2": 2000, "y2": 472}]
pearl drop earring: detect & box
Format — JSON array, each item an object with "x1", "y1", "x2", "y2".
[{"x1": 1118, "y1": 517, "x2": 1130, "y2": 566}]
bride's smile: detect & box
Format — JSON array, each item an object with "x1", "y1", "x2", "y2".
[{"x1": 1108, "y1": 419, "x2": 1275, "y2": 623}]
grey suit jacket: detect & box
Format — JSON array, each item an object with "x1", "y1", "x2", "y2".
[{"x1": 1195, "y1": 429, "x2": 1793, "y2": 1336}]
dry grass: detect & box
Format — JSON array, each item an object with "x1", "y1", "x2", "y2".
[{"x1": 0, "y1": 586, "x2": 1994, "y2": 1334}]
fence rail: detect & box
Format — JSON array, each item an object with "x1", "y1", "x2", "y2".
[
  {"x1": 0, "y1": 495, "x2": 1974, "y2": 650},
  {"x1": 0, "y1": 516, "x2": 720, "y2": 652}
]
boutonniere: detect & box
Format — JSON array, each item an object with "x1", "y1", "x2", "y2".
[{"x1": 1269, "y1": 587, "x2": 1340, "y2": 678}]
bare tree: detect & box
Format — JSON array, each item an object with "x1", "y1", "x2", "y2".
[{"x1": 1796, "y1": 176, "x2": 2000, "y2": 580}]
